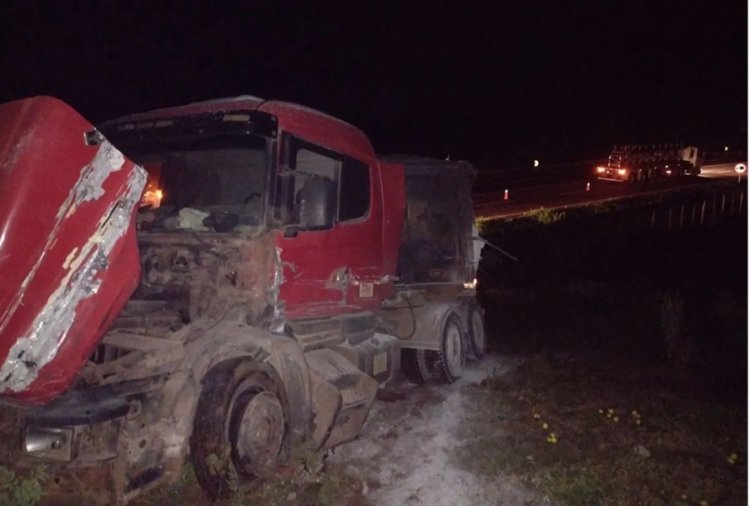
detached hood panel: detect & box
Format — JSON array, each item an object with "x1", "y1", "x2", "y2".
[{"x1": 0, "y1": 96, "x2": 146, "y2": 405}]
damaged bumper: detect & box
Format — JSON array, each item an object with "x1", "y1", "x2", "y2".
[{"x1": 0, "y1": 376, "x2": 177, "y2": 505}]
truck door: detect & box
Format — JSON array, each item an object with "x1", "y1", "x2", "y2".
[{"x1": 274, "y1": 134, "x2": 386, "y2": 319}]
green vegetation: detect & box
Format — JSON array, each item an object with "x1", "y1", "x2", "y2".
[
  {"x1": 531, "y1": 208, "x2": 566, "y2": 224},
  {"x1": 132, "y1": 463, "x2": 200, "y2": 506},
  {"x1": 130, "y1": 449, "x2": 370, "y2": 506},
  {"x1": 0, "y1": 465, "x2": 48, "y2": 506},
  {"x1": 456, "y1": 352, "x2": 746, "y2": 505},
  {"x1": 459, "y1": 279, "x2": 747, "y2": 506},
  {"x1": 230, "y1": 468, "x2": 366, "y2": 506}
]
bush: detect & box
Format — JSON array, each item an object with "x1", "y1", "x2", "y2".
[
  {"x1": 532, "y1": 208, "x2": 566, "y2": 225},
  {"x1": 0, "y1": 465, "x2": 47, "y2": 506}
]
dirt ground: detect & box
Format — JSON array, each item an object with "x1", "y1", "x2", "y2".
[
  {"x1": 331, "y1": 348, "x2": 747, "y2": 506},
  {"x1": 328, "y1": 356, "x2": 546, "y2": 506},
  {"x1": 126, "y1": 356, "x2": 547, "y2": 506}
]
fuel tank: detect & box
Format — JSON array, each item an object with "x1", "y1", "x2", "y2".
[{"x1": 0, "y1": 96, "x2": 146, "y2": 405}]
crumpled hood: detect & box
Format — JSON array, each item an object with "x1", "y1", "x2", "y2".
[{"x1": 0, "y1": 96, "x2": 146, "y2": 405}]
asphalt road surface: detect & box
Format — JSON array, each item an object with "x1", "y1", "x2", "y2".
[
  {"x1": 475, "y1": 163, "x2": 746, "y2": 220},
  {"x1": 699, "y1": 162, "x2": 747, "y2": 179}
]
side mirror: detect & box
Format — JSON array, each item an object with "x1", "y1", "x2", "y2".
[{"x1": 296, "y1": 177, "x2": 335, "y2": 230}]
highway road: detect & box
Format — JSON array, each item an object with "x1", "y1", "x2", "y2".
[
  {"x1": 699, "y1": 162, "x2": 746, "y2": 179},
  {"x1": 474, "y1": 163, "x2": 746, "y2": 220}
]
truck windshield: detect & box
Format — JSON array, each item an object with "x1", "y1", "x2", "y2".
[{"x1": 127, "y1": 135, "x2": 270, "y2": 232}]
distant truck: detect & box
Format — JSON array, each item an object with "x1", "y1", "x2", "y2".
[
  {"x1": 596, "y1": 143, "x2": 701, "y2": 182},
  {"x1": 0, "y1": 96, "x2": 484, "y2": 503}
]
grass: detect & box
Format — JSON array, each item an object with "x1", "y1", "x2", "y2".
[
  {"x1": 531, "y1": 208, "x2": 566, "y2": 225},
  {"x1": 470, "y1": 203, "x2": 747, "y2": 506},
  {"x1": 130, "y1": 463, "x2": 203, "y2": 506},
  {"x1": 456, "y1": 353, "x2": 746, "y2": 505},
  {"x1": 0, "y1": 464, "x2": 48, "y2": 506},
  {"x1": 225, "y1": 464, "x2": 368, "y2": 506},
  {"x1": 456, "y1": 277, "x2": 747, "y2": 506}
]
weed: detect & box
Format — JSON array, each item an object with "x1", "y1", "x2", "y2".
[
  {"x1": 220, "y1": 464, "x2": 367, "y2": 506},
  {"x1": 135, "y1": 463, "x2": 199, "y2": 506},
  {"x1": 587, "y1": 200, "x2": 619, "y2": 215},
  {"x1": 455, "y1": 354, "x2": 747, "y2": 506},
  {"x1": 0, "y1": 465, "x2": 48, "y2": 506},
  {"x1": 534, "y1": 463, "x2": 609, "y2": 506},
  {"x1": 531, "y1": 208, "x2": 566, "y2": 224}
]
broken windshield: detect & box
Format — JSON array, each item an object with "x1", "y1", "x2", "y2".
[{"x1": 127, "y1": 135, "x2": 270, "y2": 232}]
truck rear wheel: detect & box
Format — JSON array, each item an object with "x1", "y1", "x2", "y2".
[
  {"x1": 467, "y1": 303, "x2": 486, "y2": 361},
  {"x1": 402, "y1": 312, "x2": 465, "y2": 384},
  {"x1": 401, "y1": 348, "x2": 427, "y2": 384},
  {"x1": 190, "y1": 358, "x2": 287, "y2": 501}
]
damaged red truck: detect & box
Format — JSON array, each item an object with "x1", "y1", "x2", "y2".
[{"x1": 0, "y1": 95, "x2": 484, "y2": 503}]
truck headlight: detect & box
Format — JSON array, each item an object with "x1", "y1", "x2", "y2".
[{"x1": 25, "y1": 426, "x2": 73, "y2": 461}]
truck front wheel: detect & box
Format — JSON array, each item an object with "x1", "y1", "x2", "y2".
[{"x1": 190, "y1": 358, "x2": 287, "y2": 501}]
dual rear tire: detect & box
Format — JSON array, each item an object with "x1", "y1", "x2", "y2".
[
  {"x1": 467, "y1": 303, "x2": 486, "y2": 361},
  {"x1": 402, "y1": 305, "x2": 486, "y2": 385},
  {"x1": 402, "y1": 312, "x2": 465, "y2": 384}
]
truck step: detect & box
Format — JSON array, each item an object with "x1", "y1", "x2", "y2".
[{"x1": 304, "y1": 348, "x2": 378, "y2": 450}]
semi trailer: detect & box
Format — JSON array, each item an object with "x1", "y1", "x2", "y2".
[{"x1": 596, "y1": 143, "x2": 701, "y2": 182}]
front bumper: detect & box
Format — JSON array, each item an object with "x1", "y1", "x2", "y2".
[
  {"x1": 0, "y1": 377, "x2": 184, "y2": 505},
  {"x1": 596, "y1": 169, "x2": 629, "y2": 182}
]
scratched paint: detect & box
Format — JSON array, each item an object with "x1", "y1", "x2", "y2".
[
  {"x1": 0, "y1": 141, "x2": 129, "y2": 334},
  {"x1": 269, "y1": 246, "x2": 286, "y2": 333},
  {"x1": 0, "y1": 142, "x2": 146, "y2": 393},
  {"x1": 62, "y1": 141, "x2": 125, "y2": 217}
]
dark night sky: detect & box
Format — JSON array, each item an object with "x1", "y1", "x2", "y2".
[{"x1": 1, "y1": 0, "x2": 747, "y2": 168}]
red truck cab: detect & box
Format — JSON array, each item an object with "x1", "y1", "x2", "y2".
[
  {"x1": 0, "y1": 95, "x2": 480, "y2": 504},
  {"x1": 0, "y1": 96, "x2": 405, "y2": 405}
]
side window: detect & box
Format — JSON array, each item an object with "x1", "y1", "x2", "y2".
[
  {"x1": 339, "y1": 158, "x2": 370, "y2": 221},
  {"x1": 277, "y1": 135, "x2": 370, "y2": 228}
]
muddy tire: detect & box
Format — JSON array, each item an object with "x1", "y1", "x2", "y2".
[
  {"x1": 467, "y1": 303, "x2": 486, "y2": 361},
  {"x1": 433, "y1": 312, "x2": 465, "y2": 382},
  {"x1": 401, "y1": 313, "x2": 465, "y2": 384},
  {"x1": 190, "y1": 358, "x2": 287, "y2": 501},
  {"x1": 401, "y1": 348, "x2": 427, "y2": 384}
]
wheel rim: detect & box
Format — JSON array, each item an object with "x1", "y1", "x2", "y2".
[
  {"x1": 444, "y1": 320, "x2": 463, "y2": 378},
  {"x1": 471, "y1": 310, "x2": 485, "y2": 355},
  {"x1": 230, "y1": 389, "x2": 284, "y2": 477}
]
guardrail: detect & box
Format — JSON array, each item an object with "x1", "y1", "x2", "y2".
[{"x1": 647, "y1": 188, "x2": 745, "y2": 229}]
